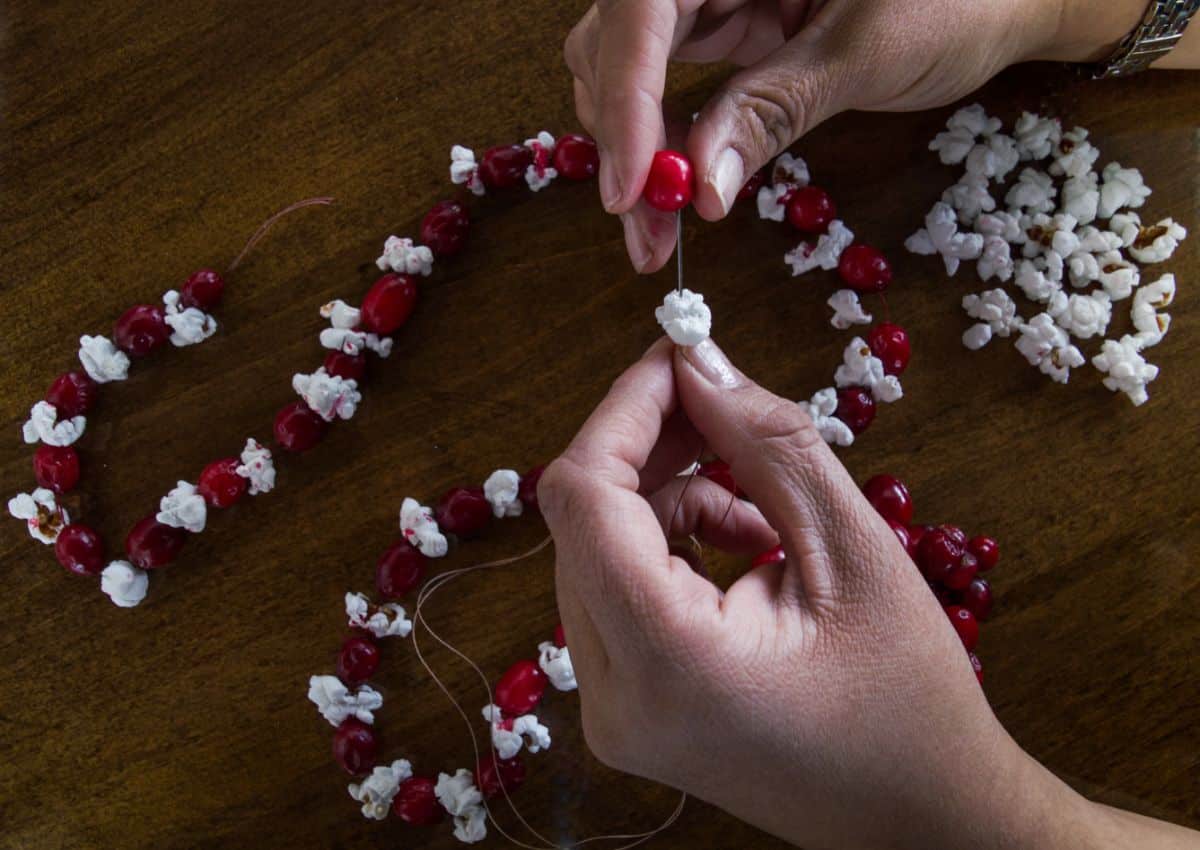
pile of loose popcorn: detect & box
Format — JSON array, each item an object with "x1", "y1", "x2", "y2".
[{"x1": 907, "y1": 104, "x2": 1186, "y2": 405}]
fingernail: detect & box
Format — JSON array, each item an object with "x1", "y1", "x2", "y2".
[
  {"x1": 684, "y1": 339, "x2": 741, "y2": 388},
  {"x1": 621, "y1": 213, "x2": 652, "y2": 271},
  {"x1": 707, "y1": 148, "x2": 744, "y2": 216},
  {"x1": 600, "y1": 160, "x2": 622, "y2": 211}
]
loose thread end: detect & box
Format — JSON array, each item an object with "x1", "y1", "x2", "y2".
[{"x1": 227, "y1": 196, "x2": 336, "y2": 273}]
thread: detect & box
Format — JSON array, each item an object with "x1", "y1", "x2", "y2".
[{"x1": 227, "y1": 196, "x2": 335, "y2": 272}]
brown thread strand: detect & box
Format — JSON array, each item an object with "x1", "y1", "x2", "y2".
[{"x1": 226, "y1": 196, "x2": 335, "y2": 272}]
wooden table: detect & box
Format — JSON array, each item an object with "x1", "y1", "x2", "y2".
[{"x1": 1, "y1": 2, "x2": 1196, "y2": 847}]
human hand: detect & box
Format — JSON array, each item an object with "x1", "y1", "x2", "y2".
[
  {"x1": 538, "y1": 337, "x2": 1098, "y2": 849},
  {"x1": 565, "y1": 0, "x2": 1148, "y2": 272}
]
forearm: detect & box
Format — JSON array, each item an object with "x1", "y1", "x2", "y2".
[{"x1": 1035, "y1": 0, "x2": 1200, "y2": 68}]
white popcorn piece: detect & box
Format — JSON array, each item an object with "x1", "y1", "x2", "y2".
[
  {"x1": 292, "y1": 368, "x2": 362, "y2": 422},
  {"x1": 826, "y1": 289, "x2": 872, "y2": 330},
  {"x1": 800, "y1": 388, "x2": 854, "y2": 448},
  {"x1": 976, "y1": 236, "x2": 1013, "y2": 282},
  {"x1": 100, "y1": 560, "x2": 149, "y2": 608},
  {"x1": 235, "y1": 438, "x2": 275, "y2": 495},
  {"x1": 400, "y1": 497, "x2": 448, "y2": 557},
  {"x1": 655, "y1": 288, "x2": 711, "y2": 346},
  {"x1": 8, "y1": 488, "x2": 69, "y2": 544},
  {"x1": 1075, "y1": 226, "x2": 1122, "y2": 255},
  {"x1": 22, "y1": 401, "x2": 86, "y2": 447},
  {"x1": 905, "y1": 202, "x2": 982, "y2": 276},
  {"x1": 349, "y1": 760, "x2": 413, "y2": 821},
  {"x1": 770, "y1": 152, "x2": 810, "y2": 187},
  {"x1": 1042, "y1": 249, "x2": 1065, "y2": 283},
  {"x1": 537, "y1": 641, "x2": 577, "y2": 692},
  {"x1": 1096, "y1": 251, "x2": 1140, "y2": 300},
  {"x1": 962, "y1": 323, "x2": 994, "y2": 350},
  {"x1": 319, "y1": 326, "x2": 392, "y2": 358},
  {"x1": 1092, "y1": 336, "x2": 1159, "y2": 405},
  {"x1": 320, "y1": 299, "x2": 361, "y2": 329},
  {"x1": 376, "y1": 236, "x2": 433, "y2": 277},
  {"x1": 78, "y1": 334, "x2": 130, "y2": 383},
  {"x1": 1022, "y1": 213, "x2": 1080, "y2": 260},
  {"x1": 1097, "y1": 162, "x2": 1151, "y2": 219},
  {"x1": 1005, "y1": 168, "x2": 1057, "y2": 215},
  {"x1": 963, "y1": 289, "x2": 1020, "y2": 337},
  {"x1": 483, "y1": 469, "x2": 523, "y2": 518},
  {"x1": 523, "y1": 130, "x2": 558, "y2": 191},
  {"x1": 1053, "y1": 292, "x2": 1112, "y2": 339},
  {"x1": 942, "y1": 172, "x2": 996, "y2": 223},
  {"x1": 435, "y1": 770, "x2": 487, "y2": 844},
  {"x1": 156, "y1": 480, "x2": 207, "y2": 533},
  {"x1": 1060, "y1": 173, "x2": 1099, "y2": 226},
  {"x1": 345, "y1": 592, "x2": 412, "y2": 638},
  {"x1": 1049, "y1": 127, "x2": 1100, "y2": 179},
  {"x1": 975, "y1": 211, "x2": 1024, "y2": 244},
  {"x1": 450, "y1": 145, "x2": 484, "y2": 195},
  {"x1": 1013, "y1": 112, "x2": 1062, "y2": 161},
  {"x1": 835, "y1": 337, "x2": 903, "y2": 403},
  {"x1": 1014, "y1": 260, "x2": 1059, "y2": 303},
  {"x1": 1130, "y1": 274, "x2": 1175, "y2": 350},
  {"x1": 964, "y1": 134, "x2": 1019, "y2": 183},
  {"x1": 785, "y1": 220, "x2": 855, "y2": 275},
  {"x1": 161, "y1": 290, "x2": 217, "y2": 347},
  {"x1": 1127, "y1": 217, "x2": 1187, "y2": 265},
  {"x1": 307, "y1": 675, "x2": 384, "y2": 727},
  {"x1": 929, "y1": 126, "x2": 976, "y2": 165},
  {"x1": 1066, "y1": 251, "x2": 1101, "y2": 288},
  {"x1": 1014, "y1": 313, "x2": 1086, "y2": 383},
  {"x1": 756, "y1": 183, "x2": 791, "y2": 222},
  {"x1": 946, "y1": 103, "x2": 1002, "y2": 138},
  {"x1": 482, "y1": 705, "x2": 551, "y2": 759},
  {"x1": 1109, "y1": 211, "x2": 1142, "y2": 248}
]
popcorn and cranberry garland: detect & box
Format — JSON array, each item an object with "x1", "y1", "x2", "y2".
[{"x1": 908, "y1": 103, "x2": 1187, "y2": 405}]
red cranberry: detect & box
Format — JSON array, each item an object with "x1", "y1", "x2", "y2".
[
  {"x1": 475, "y1": 751, "x2": 526, "y2": 799},
  {"x1": 942, "y1": 525, "x2": 968, "y2": 547},
  {"x1": 916, "y1": 527, "x2": 964, "y2": 583},
  {"x1": 434, "y1": 486, "x2": 491, "y2": 537},
  {"x1": 336, "y1": 636, "x2": 381, "y2": 685},
  {"x1": 697, "y1": 459, "x2": 739, "y2": 496},
  {"x1": 45, "y1": 371, "x2": 99, "y2": 418},
  {"x1": 942, "y1": 551, "x2": 979, "y2": 591},
  {"x1": 868, "y1": 323, "x2": 911, "y2": 376},
  {"x1": 553, "y1": 622, "x2": 566, "y2": 648},
  {"x1": 736, "y1": 170, "x2": 766, "y2": 201},
  {"x1": 420, "y1": 200, "x2": 470, "y2": 257},
  {"x1": 376, "y1": 540, "x2": 427, "y2": 599},
  {"x1": 181, "y1": 269, "x2": 225, "y2": 311},
  {"x1": 113, "y1": 304, "x2": 170, "y2": 357},
  {"x1": 885, "y1": 519, "x2": 912, "y2": 554},
  {"x1": 332, "y1": 718, "x2": 378, "y2": 775},
  {"x1": 553, "y1": 133, "x2": 600, "y2": 180},
  {"x1": 394, "y1": 776, "x2": 444, "y2": 825},
  {"x1": 968, "y1": 652, "x2": 984, "y2": 684},
  {"x1": 323, "y1": 351, "x2": 366, "y2": 382},
  {"x1": 125, "y1": 515, "x2": 187, "y2": 569},
  {"x1": 862, "y1": 474, "x2": 914, "y2": 525},
  {"x1": 785, "y1": 185, "x2": 837, "y2": 233},
  {"x1": 929, "y1": 581, "x2": 959, "y2": 607},
  {"x1": 197, "y1": 457, "x2": 247, "y2": 508},
  {"x1": 838, "y1": 244, "x2": 892, "y2": 293},
  {"x1": 908, "y1": 524, "x2": 930, "y2": 552},
  {"x1": 963, "y1": 577, "x2": 993, "y2": 621},
  {"x1": 835, "y1": 386, "x2": 876, "y2": 434},
  {"x1": 479, "y1": 144, "x2": 534, "y2": 189},
  {"x1": 751, "y1": 545, "x2": 786, "y2": 568},
  {"x1": 360, "y1": 273, "x2": 418, "y2": 335},
  {"x1": 518, "y1": 465, "x2": 545, "y2": 511},
  {"x1": 54, "y1": 524, "x2": 105, "y2": 576},
  {"x1": 273, "y1": 401, "x2": 328, "y2": 452},
  {"x1": 945, "y1": 605, "x2": 979, "y2": 651},
  {"x1": 967, "y1": 536, "x2": 1000, "y2": 571},
  {"x1": 33, "y1": 444, "x2": 81, "y2": 494},
  {"x1": 642, "y1": 150, "x2": 694, "y2": 212},
  {"x1": 494, "y1": 660, "x2": 547, "y2": 716}
]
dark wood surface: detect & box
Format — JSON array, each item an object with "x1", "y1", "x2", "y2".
[{"x1": 1, "y1": 2, "x2": 1197, "y2": 848}]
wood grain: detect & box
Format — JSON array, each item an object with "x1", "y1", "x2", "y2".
[{"x1": 0, "y1": 2, "x2": 1196, "y2": 848}]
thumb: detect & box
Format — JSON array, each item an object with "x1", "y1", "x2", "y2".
[{"x1": 687, "y1": 11, "x2": 855, "y2": 220}]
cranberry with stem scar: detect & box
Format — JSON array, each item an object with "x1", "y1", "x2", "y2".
[{"x1": 642, "y1": 150, "x2": 694, "y2": 212}]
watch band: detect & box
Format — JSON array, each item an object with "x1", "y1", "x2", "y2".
[{"x1": 1091, "y1": 0, "x2": 1200, "y2": 78}]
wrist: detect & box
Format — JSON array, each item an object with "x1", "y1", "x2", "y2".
[{"x1": 1030, "y1": 0, "x2": 1150, "y2": 63}]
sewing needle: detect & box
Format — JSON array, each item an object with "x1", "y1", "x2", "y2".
[{"x1": 675, "y1": 210, "x2": 684, "y2": 295}]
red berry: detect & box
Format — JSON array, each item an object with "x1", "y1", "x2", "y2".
[
  {"x1": 930, "y1": 581, "x2": 960, "y2": 607},
  {"x1": 785, "y1": 186, "x2": 837, "y2": 233},
  {"x1": 434, "y1": 486, "x2": 491, "y2": 537},
  {"x1": 942, "y1": 525, "x2": 968, "y2": 547},
  {"x1": 336, "y1": 636, "x2": 380, "y2": 685},
  {"x1": 963, "y1": 577, "x2": 993, "y2": 621},
  {"x1": 868, "y1": 323, "x2": 911, "y2": 376},
  {"x1": 332, "y1": 718, "x2": 378, "y2": 775},
  {"x1": 518, "y1": 465, "x2": 545, "y2": 511},
  {"x1": 475, "y1": 751, "x2": 526, "y2": 799},
  {"x1": 360, "y1": 273, "x2": 418, "y2": 335},
  {"x1": 181, "y1": 269, "x2": 225, "y2": 311},
  {"x1": 967, "y1": 536, "x2": 1000, "y2": 571},
  {"x1": 113, "y1": 304, "x2": 170, "y2": 357},
  {"x1": 968, "y1": 651, "x2": 983, "y2": 684},
  {"x1": 33, "y1": 444, "x2": 81, "y2": 494},
  {"x1": 862, "y1": 474, "x2": 914, "y2": 525},
  {"x1": 553, "y1": 622, "x2": 566, "y2": 648},
  {"x1": 942, "y1": 551, "x2": 979, "y2": 591},
  {"x1": 553, "y1": 133, "x2": 600, "y2": 180},
  {"x1": 697, "y1": 460, "x2": 739, "y2": 495},
  {"x1": 323, "y1": 351, "x2": 366, "y2": 382},
  {"x1": 838, "y1": 244, "x2": 892, "y2": 293},
  {"x1": 54, "y1": 524, "x2": 105, "y2": 576},
  {"x1": 642, "y1": 150, "x2": 694, "y2": 212},
  {"x1": 736, "y1": 170, "x2": 766, "y2": 201},
  {"x1": 45, "y1": 371, "x2": 99, "y2": 418},
  {"x1": 196, "y1": 458, "x2": 247, "y2": 508},
  {"x1": 908, "y1": 524, "x2": 930, "y2": 552},
  {"x1": 835, "y1": 386, "x2": 876, "y2": 434},
  {"x1": 751, "y1": 545, "x2": 786, "y2": 568},
  {"x1": 494, "y1": 660, "x2": 547, "y2": 716},
  {"x1": 420, "y1": 200, "x2": 470, "y2": 257},
  {"x1": 885, "y1": 519, "x2": 912, "y2": 554},
  {"x1": 479, "y1": 144, "x2": 533, "y2": 189},
  {"x1": 376, "y1": 540, "x2": 427, "y2": 599},
  {"x1": 273, "y1": 401, "x2": 328, "y2": 452},
  {"x1": 945, "y1": 605, "x2": 979, "y2": 651},
  {"x1": 916, "y1": 528, "x2": 964, "y2": 583},
  {"x1": 394, "y1": 776, "x2": 444, "y2": 825},
  {"x1": 125, "y1": 515, "x2": 187, "y2": 569}
]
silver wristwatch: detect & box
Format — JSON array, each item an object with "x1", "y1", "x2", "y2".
[{"x1": 1092, "y1": 0, "x2": 1200, "y2": 78}]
